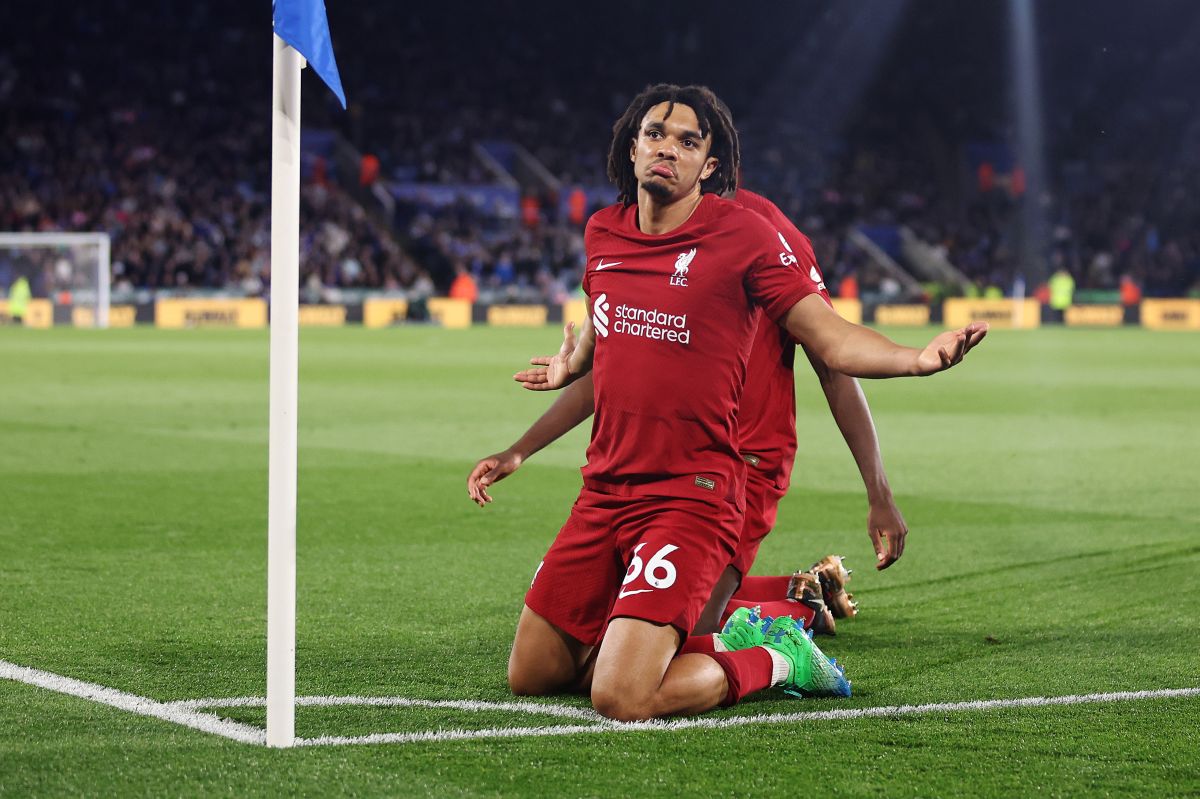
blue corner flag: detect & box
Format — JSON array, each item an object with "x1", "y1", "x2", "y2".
[{"x1": 272, "y1": 0, "x2": 347, "y2": 109}]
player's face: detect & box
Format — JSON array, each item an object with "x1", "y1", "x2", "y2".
[{"x1": 630, "y1": 102, "x2": 719, "y2": 203}]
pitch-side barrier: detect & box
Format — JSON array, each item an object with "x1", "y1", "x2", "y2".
[{"x1": 4, "y1": 297, "x2": 1200, "y2": 330}]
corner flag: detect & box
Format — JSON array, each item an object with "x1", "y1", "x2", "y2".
[
  {"x1": 266, "y1": 0, "x2": 346, "y2": 749},
  {"x1": 272, "y1": 0, "x2": 347, "y2": 108}
]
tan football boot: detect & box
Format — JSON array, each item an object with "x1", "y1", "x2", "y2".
[
  {"x1": 784, "y1": 570, "x2": 837, "y2": 635},
  {"x1": 807, "y1": 555, "x2": 858, "y2": 619}
]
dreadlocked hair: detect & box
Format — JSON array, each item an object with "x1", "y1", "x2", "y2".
[{"x1": 606, "y1": 83, "x2": 740, "y2": 206}]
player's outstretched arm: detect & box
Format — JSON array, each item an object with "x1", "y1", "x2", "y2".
[
  {"x1": 784, "y1": 295, "x2": 988, "y2": 378},
  {"x1": 467, "y1": 374, "x2": 596, "y2": 507},
  {"x1": 514, "y1": 313, "x2": 597, "y2": 390},
  {"x1": 803, "y1": 346, "x2": 908, "y2": 570}
]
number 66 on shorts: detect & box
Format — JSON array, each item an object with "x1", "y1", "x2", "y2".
[
  {"x1": 524, "y1": 490, "x2": 742, "y2": 644},
  {"x1": 620, "y1": 543, "x2": 679, "y2": 596}
]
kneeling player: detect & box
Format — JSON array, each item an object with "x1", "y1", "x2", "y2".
[
  {"x1": 472, "y1": 188, "x2": 905, "y2": 637},
  {"x1": 487, "y1": 83, "x2": 986, "y2": 720}
]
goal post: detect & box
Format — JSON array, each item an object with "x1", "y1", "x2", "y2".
[{"x1": 0, "y1": 232, "x2": 111, "y2": 328}]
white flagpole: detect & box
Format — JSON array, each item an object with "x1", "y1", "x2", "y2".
[{"x1": 267, "y1": 32, "x2": 302, "y2": 749}]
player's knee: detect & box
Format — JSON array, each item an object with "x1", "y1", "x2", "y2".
[
  {"x1": 507, "y1": 647, "x2": 576, "y2": 696},
  {"x1": 590, "y1": 685, "x2": 656, "y2": 722},
  {"x1": 507, "y1": 670, "x2": 547, "y2": 697},
  {"x1": 507, "y1": 659, "x2": 557, "y2": 696}
]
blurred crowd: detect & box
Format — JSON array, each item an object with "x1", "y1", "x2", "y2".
[
  {"x1": 1, "y1": 0, "x2": 1197, "y2": 301},
  {"x1": 402, "y1": 203, "x2": 583, "y2": 305},
  {"x1": 0, "y1": 3, "x2": 424, "y2": 299}
]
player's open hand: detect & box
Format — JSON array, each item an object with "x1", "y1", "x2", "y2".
[
  {"x1": 868, "y1": 497, "x2": 908, "y2": 570},
  {"x1": 467, "y1": 449, "x2": 524, "y2": 506},
  {"x1": 513, "y1": 364, "x2": 552, "y2": 389},
  {"x1": 914, "y1": 322, "x2": 988, "y2": 375},
  {"x1": 514, "y1": 322, "x2": 577, "y2": 390}
]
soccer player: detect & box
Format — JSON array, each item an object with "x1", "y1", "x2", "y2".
[
  {"x1": 468, "y1": 185, "x2": 905, "y2": 637},
  {"x1": 491, "y1": 84, "x2": 986, "y2": 721}
]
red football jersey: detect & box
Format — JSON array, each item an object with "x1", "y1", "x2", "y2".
[
  {"x1": 580, "y1": 193, "x2": 823, "y2": 507},
  {"x1": 732, "y1": 189, "x2": 831, "y2": 491}
]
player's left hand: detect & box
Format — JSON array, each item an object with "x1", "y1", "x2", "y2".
[
  {"x1": 467, "y1": 449, "x2": 524, "y2": 506},
  {"x1": 868, "y1": 497, "x2": 908, "y2": 570},
  {"x1": 914, "y1": 322, "x2": 988, "y2": 375}
]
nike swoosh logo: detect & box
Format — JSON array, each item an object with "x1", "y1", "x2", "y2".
[
  {"x1": 596, "y1": 259, "x2": 623, "y2": 270},
  {"x1": 617, "y1": 588, "x2": 653, "y2": 599}
]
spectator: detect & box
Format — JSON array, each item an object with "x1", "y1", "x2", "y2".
[{"x1": 448, "y1": 262, "x2": 478, "y2": 303}]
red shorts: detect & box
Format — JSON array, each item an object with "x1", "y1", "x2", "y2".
[
  {"x1": 729, "y1": 468, "x2": 787, "y2": 575},
  {"x1": 525, "y1": 488, "x2": 741, "y2": 646}
]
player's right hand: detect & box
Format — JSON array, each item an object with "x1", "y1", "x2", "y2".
[
  {"x1": 513, "y1": 363, "x2": 551, "y2": 389},
  {"x1": 514, "y1": 322, "x2": 576, "y2": 390},
  {"x1": 467, "y1": 450, "x2": 524, "y2": 506}
]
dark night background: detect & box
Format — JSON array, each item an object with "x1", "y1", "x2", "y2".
[{"x1": 2, "y1": 1, "x2": 1197, "y2": 302}]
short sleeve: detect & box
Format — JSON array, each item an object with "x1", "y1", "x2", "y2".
[
  {"x1": 582, "y1": 217, "x2": 598, "y2": 296},
  {"x1": 743, "y1": 216, "x2": 827, "y2": 322}
]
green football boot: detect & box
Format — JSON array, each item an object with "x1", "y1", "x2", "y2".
[
  {"x1": 716, "y1": 605, "x2": 769, "y2": 651},
  {"x1": 761, "y1": 615, "x2": 852, "y2": 698}
]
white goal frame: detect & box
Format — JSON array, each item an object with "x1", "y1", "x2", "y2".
[{"x1": 0, "y1": 232, "x2": 111, "y2": 328}]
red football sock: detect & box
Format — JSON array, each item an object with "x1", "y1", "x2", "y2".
[
  {"x1": 680, "y1": 634, "x2": 717, "y2": 655},
  {"x1": 732, "y1": 575, "x2": 791, "y2": 601},
  {"x1": 722, "y1": 598, "x2": 816, "y2": 628},
  {"x1": 706, "y1": 648, "x2": 774, "y2": 706}
]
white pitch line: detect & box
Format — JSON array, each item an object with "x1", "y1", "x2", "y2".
[
  {"x1": 4, "y1": 657, "x2": 1197, "y2": 748},
  {"x1": 172, "y1": 694, "x2": 608, "y2": 723},
  {"x1": 294, "y1": 686, "x2": 1200, "y2": 747},
  {"x1": 297, "y1": 723, "x2": 604, "y2": 747},
  {"x1": 0, "y1": 659, "x2": 265, "y2": 745}
]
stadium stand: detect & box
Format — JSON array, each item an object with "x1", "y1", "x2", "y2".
[{"x1": 2, "y1": 0, "x2": 1197, "y2": 305}]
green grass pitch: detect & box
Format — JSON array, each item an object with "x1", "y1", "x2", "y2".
[{"x1": 0, "y1": 325, "x2": 1197, "y2": 797}]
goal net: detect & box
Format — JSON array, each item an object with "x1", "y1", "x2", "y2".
[{"x1": 0, "y1": 232, "x2": 111, "y2": 328}]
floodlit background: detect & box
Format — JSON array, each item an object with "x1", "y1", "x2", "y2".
[
  {"x1": 1, "y1": 2, "x2": 1198, "y2": 796},
  {"x1": 3, "y1": 0, "x2": 1198, "y2": 312}
]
